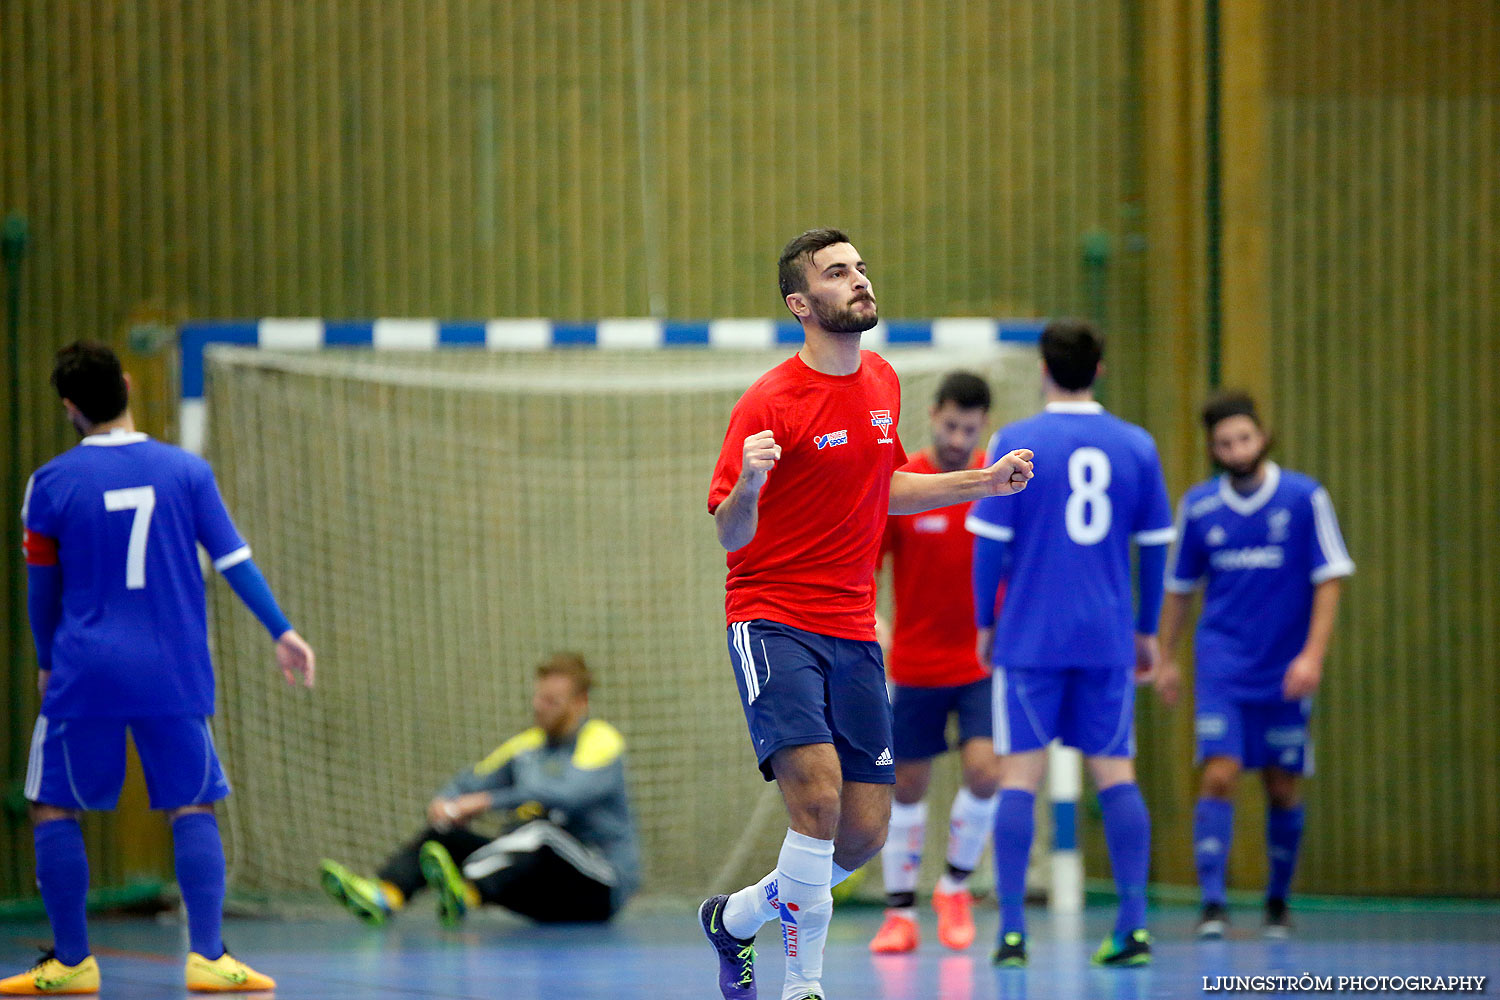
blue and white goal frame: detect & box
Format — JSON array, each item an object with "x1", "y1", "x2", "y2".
[{"x1": 177, "y1": 317, "x2": 1046, "y2": 456}]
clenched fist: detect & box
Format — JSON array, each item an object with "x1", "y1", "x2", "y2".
[
  {"x1": 984, "y1": 449, "x2": 1034, "y2": 496},
  {"x1": 740, "y1": 430, "x2": 782, "y2": 493}
]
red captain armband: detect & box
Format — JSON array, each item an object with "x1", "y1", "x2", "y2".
[{"x1": 23, "y1": 529, "x2": 59, "y2": 567}]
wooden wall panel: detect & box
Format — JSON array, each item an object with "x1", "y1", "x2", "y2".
[
  {"x1": 4, "y1": 0, "x2": 1493, "y2": 901},
  {"x1": 1266, "y1": 0, "x2": 1500, "y2": 895}
]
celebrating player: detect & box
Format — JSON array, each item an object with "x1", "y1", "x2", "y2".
[
  {"x1": 869, "y1": 371, "x2": 1001, "y2": 955},
  {"x1": 700, "y1": 228, "x2": 1033, "y2": 1000},
  {"x1": 968, "y1": 319, "x2": 1175, "y2": 968},
  {"x1": 5, "y1": 341, "x2": 313, "y2": 995},
  {"x1": 1155, "y1": 390, "x2": 1353, "y2": 939}
]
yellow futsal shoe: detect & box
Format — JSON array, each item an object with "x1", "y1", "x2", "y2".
[
  {"x1": 419, "y1": 840, "x2": 481, "y2": 928},
  {"x1": 184, "y1": 951, "x2": 276, "y2": 992},
  {"x1": 0, "y1": 951, "x2": 99, "y2": 994}
]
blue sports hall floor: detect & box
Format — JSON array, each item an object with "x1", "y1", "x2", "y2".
[{"x1": 1, "y1": 898, "x2": 1496, "y2": 998}]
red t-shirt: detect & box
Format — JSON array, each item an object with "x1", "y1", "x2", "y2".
[
  {"x1": 708, "y1": 351, "x2": 906, "y2": 641},
  {"x1": 879, "y1": 449, "x2": 998, "y2": 687}
]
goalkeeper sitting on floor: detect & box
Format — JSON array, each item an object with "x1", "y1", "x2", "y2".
[{"x1": 320, "y1": 652, "x2": 640, "y2": 925}]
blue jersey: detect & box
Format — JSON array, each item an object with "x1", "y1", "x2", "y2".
[
  {"x1": 22, "y1": 430, "x2": 248, "y2": 718},
  {"x1": 967, "y1": 403, "x2": 1175, "y2": 671},
  {"x1": 1166, "y1": 462, "x2": 1354, "y2": 701}
]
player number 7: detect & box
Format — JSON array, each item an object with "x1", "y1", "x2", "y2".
[{"x1": 103, "y1": 485, "x2": 156, "y2": 590}]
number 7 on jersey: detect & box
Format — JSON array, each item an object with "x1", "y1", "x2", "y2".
[{"x1": 103, "y1": 485, "x2": 156, "y2": 589}]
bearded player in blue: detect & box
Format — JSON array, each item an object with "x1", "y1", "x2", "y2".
[
  {"x1": 1155, "y1": 391, "x2": 1353, "y2": 940},
  {"x1": 6, "y1": 342, "x2": 314, "y2": 996},
  {"x1": 967, "y1": 319, "x2": 1175, "y2": 969}
]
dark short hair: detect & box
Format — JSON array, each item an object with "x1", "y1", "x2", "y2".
[
  {"x1": 536, "y1": 651, "x2": 592, "y2": 696},
  {"x1": 934, "y1": 370, "x2": 991, "y2": 411},
  {"x1": 52, "y1": 341, "x2": 129, "y2": 424},
  {"x1": 1201, "y1": 389, "x2": 1262, "y2": 434},
  {"x1": 1040, "y1": 319, "x2": 1104, "y2": 391},
  {"x1": 778, "y1": 228, "x2": 852, "y2": 301}
]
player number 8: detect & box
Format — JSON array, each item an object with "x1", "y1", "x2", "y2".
[{"x1": 1064, "y1": 447, "x2": 1111, "y2": 546}]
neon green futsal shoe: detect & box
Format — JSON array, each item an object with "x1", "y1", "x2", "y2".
[
  {"x1": 992, "y1": 930, "x2": 1028, "y2": 967},
  {"x1": 419, "y1": 841, "x2": 479, "y2": 927},
  {"x1": 319, "y1": 858, "x2": 393, "y2": 926},
  {"x1": 1091, "y1": 928, "x2": 1152, "y2": 966}
]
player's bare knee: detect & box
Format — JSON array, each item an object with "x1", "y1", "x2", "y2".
[
  {"x1": 1200, "y1": 757, "x2": 1240, "y2": 800},
  {"x1": 29, "y1": 803, "x2": 78, "y2": 825},
  {"x1": 1262, "y1": 769, "x2": 1300, "y2": 809},
  {"x1": 836, "y1": 822, "x2": 887, "y2": 868},
  {"x1": 962, "y1": 765, "x2": 1001, "y2": 799},
  {"x1": 166, "y1": 803, "x2": 215, "y2": 822},
  {"x1": 892, "y1": 764, "x2": 930, "y2": 805},
  {"x1": 786, "y1": 788, "x2": 842, "y2": 840}
]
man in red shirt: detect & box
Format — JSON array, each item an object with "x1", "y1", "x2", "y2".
[
  {"x1": 869, "y1": 371, "x2": 1000, "y2": 956},
  {"x1": 699, "y1": 228, "x2": 1033, "y2": 1000}
]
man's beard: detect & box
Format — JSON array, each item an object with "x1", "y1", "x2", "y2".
[
  {"x1": 812, "y1": 294, "x2": 878, "y2": 334},
  {"x1": 1221, "y1": 442, "x2": 1270, "y2": 479},
  {"x1": 934, "y1": 444, "x2": 971, "y2": 472}
]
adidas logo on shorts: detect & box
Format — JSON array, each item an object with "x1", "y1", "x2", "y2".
[{"x1": 875, "y1": 747, "x2": 893, "y2": 766}]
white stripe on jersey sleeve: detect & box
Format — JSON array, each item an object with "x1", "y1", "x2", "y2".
[
  {"x1": 21, "y1": 474, "x2": 34, "y2": 526},
  {"x1": 964, "y1": 514, "x2": 1013, "y2": 542},
  {"x1": 213, "y1": 545, "x2": 253, "y2": 572},
  {"x1": 1162, "y1": 497, "x2": 1200, "y2": 592},
  {"x1": 1308, "y1": 487, "x2": 1355, "y2": 583},
  {"x1": 1133, "y1": 526, "x2": 1177, "y2": 546}
]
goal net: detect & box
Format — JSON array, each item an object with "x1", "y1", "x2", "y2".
[{"x1": 201, "y1": 344, "x2": 1043, "y2": 904}]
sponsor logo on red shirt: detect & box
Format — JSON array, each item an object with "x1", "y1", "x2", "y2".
[{"x1": 870, "y1": 409, "x2": 894, "y2": 443}]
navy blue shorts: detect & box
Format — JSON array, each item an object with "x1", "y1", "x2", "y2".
[
  {"x1": 25, "y1": 714, "x2": 231, "y2": 811},
  {"x1": 727, "y1": 620, "x2": 895, "y2": 784},
  {"x1": 890, "y1": 676, "x2": 994, "y2": 761}
]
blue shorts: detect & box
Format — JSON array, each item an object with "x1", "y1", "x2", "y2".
[
  {"x1": 1195, "y1": 693, "x2": 1314, "y2": 774},
  {"x1": 890, "y1": 677, "x2": 994, "y2": 761},
  {"x1": 25, "y1": 715, "x2": 231, "y2": 811},
  {"x1": 992, "y1": 666, "x2": 1136, "y2": 757},
  {"x1": 727, "y1": 620, "x2": 895, "y2": 784}
]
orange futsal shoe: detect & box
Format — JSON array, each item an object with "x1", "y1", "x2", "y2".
[
  {"x1": 869, "y1": 910, "x2": 919, "y2": 954},
  {"x1": 932, "y1": 887, "x2": 977, "y2": 950}
]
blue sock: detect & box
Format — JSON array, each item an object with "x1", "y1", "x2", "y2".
[
  {"x1": 34, "y1": 819, "x2": 90, "y2": 966},
  {"x1": 172, "y1": 813, "x2": 226, "y2": 959},
  {"x1": 1193, "y1": 798, "x2": 1235, "y2": 906},
  {"x1": 992, "y1": 790, "x2": 1034, "y2": 936},
  {"x1": 1098, "y1": 783, "x2": 1150, "y2": 937},
  {"x1": 1266, "y1": 805, "x2": 1304, "y2": 902}
]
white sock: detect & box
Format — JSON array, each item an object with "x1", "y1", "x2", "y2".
[
  {"x1": 721, "y1": 856, "x2": 858, "y2": 941},
  {"x1": 775, "y1": 829, "x2": 834, "y2": 1000},
  {"x1": 946, "y1": 787, "x2": 997, "y2": 876},
  {"x1": 881, "y1": 799, "x2": 927, "y2": 899},
  {"x1": 722, "y1": 868, "x2": 780, "y2": 940}
]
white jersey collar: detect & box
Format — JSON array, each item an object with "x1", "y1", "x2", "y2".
[
  {"x1": 1044, "y1": 401, "x2": 1105, "y2": 414},
  {"x1": 81, "y1": 429, "x2": 149, "y2": 447},
  {"x1": 1219, "y1": 461, "x2": 1281, "y2": 516}
]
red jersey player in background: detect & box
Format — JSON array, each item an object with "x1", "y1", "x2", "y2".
[
  {"x1": 869, "y1": 371, "x2": 1001, "y2": 955},
  {"x1": 699, "y1": 228, "x2": 1033, "y2": 1000}
]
